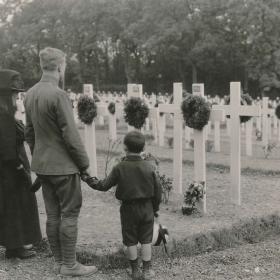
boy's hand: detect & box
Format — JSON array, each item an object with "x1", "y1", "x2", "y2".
[
  {"x1": 81, "y1": 173, "x2": 99, "y2": 189},
  {"x1": 80, "y1": 172, "x2": 90, "y2": 182},
  {"x1": 86, "y1": 176, "x2": 99, "y2": 186}
]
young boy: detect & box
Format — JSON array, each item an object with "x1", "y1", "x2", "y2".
[{"x1": 83, "y1": 131, "x2": 162, "y2": 280}]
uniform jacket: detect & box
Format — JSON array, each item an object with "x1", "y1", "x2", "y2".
[{"x1": 24, "y1": 73, "x2": 89, "y2": 175}]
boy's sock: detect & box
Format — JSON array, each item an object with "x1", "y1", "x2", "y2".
[{"x1": 141, "y1": 243, "x2": 152, "y2": 261}]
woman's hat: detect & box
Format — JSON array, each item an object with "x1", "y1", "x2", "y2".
[{"x1": 0, "y1": 69, "x2": 24, "y2": 95}]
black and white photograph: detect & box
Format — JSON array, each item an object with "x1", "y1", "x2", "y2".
[{"x1": 1, "y1": 0, "x2": 280, "y2": 279}]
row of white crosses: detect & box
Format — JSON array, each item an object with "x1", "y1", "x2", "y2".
[
  {"x1": 94, "y1": 86, "x2": 280, "y2": 155},
  {"x1": 82, "y1": 82, "x2": 273, "y2": 209},
  {"x1": 157, "y1": 82, "x2": 262, "y2": 212}
]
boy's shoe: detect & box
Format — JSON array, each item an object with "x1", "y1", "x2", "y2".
[
  {"x1": 5, "y1": 248, "x2": 36, "y2": 259},
  {"x1": 143, "y1": 268, "x2": 155, "y2": 280},
  {"x1": 60, "y1": 262, "x2": 98, "y2": 277},
  {"x1": 53, "y1": 262, "x2": 62, "y2": 274},
  {"x1": 129, "y1": 258, "x2": 142, "y2": 280},
  {"x1": 131, "y1": 267, "x2": 142, "y2": 280},
  {"x1": 142, "y1": 261, "x2": 155, "y2": 280}
]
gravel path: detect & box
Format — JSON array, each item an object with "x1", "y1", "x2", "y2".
[{"x1": 1, "y1": 236, "x2": 280, "y2": 280}]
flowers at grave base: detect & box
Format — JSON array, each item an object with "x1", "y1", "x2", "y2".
[
  {"x1": 181, "y1": 95, "x2": 211, "y2": 131},
  {"x1": 275, "y1": 104, "x2": 280, "y2": 119},
  {"x1": 262, "y1": 142, "x2": 277, "y2": 159},
  {"x1": 108, "y1": 102, "x2": 116, "y2": 115},
  {"x1": 224, "y1": 93, "x2": 253, "y2": 123},
  {"x1": 77, "y1": 95, "x2": 97, "y2": 125},
  {"x1": 182, "y1": 182, "x2": 205, "y2": 215},
  {"x1": 158, "y1": 174, "x2": 173, "y2": 204},
  {"x1": 140, "y1": 152, "x2": 173, "y2": 204},
  {"x1": 124, "y1": 97, "x2": 149, "y2": 129}
]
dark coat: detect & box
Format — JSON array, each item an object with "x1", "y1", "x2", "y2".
[
  {"x1": 90, "y1": 155, "x2": 162, "y2": 213},
  {"x1": 24, "y1": 73, "x2": 89, "y2": 175},
  {"x1": 0, "y1": 120, "x2": 42, "y2": 249}
]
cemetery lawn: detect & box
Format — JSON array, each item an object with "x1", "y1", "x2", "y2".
[
  {"x1": 1, "y1": 236, "x2": 280, "y2": 279},
  {"x1": 10, "y1": 126, "x2": 280, "y2": 279},
  {"x1": 35, "y1": 127, "x2": 280, "y2": 250}
]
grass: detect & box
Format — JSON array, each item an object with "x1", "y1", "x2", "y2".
[
  {"x1": 96, "y1": 147, "x2": 280, "y2": 177},
  {"x1": 35, "y1": 213, "x2": 280, "y2": 270}
]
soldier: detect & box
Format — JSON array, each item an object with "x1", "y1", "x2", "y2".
[{"x1": 24, "y1": 47, "x2": 97, "y2": 277}]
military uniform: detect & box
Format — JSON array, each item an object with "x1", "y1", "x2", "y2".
[{"x1": 24, "y1": 72, "x2": 89, "y2": 266}]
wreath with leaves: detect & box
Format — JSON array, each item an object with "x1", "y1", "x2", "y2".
[
  {"x1": 224, "y1": 93, "x2": 253, "y2": 123},
  {"x1": 275, "y1": 104, "x2": 280, "y2": 119},
  {"x1": 77, "y1": 95, "x2": 97, "y2": 125},
  {"x1": 108, "y1": 102, "x2": 116, "y2": 115},
  {"x1": 124, "y1": 97, "x2": 149, "y2": 129},
  {"x1": 181, "y1": 95, "x2": 211, "y2": 130}
]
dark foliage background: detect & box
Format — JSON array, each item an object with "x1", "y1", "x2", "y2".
[{"x1": 1, "y1": 0, "x2": 280, "y2": 98}]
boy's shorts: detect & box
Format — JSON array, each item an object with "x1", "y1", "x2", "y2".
[{"x1": 120, "y1": 199, "x2": 154, "y2": 247}]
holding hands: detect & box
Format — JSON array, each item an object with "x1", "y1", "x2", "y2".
[{"x1": 80, "y1": 171, "x2": 99, "y2": 189}]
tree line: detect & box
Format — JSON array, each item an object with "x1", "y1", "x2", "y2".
[{"x1": 1, "y1": 0, "x2": 280, "y2": 98}]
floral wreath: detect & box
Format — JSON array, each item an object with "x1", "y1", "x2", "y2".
[
  {"x1": 224, "y1": 93, "x2": 253, "y2": 123},
  {"x1": 77, "y1": 95, "x2": 97, "y2": 125},
  {"x1": 108, "y1": 102, "x2": 116, "y2": 115},
  {"x1": 275, "y1": 104, "x2": 280, "y2": 120},
  {"x1": 181, "y1": 95, "x2": 211, "y2": 130},
  {"x1": 123, "y1": 97, "x2": 149, "y2": 129}
]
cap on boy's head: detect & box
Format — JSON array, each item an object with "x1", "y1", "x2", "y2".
[
  {"x1": 124, "y1": 131, "x2": 145, "y2": 153},
  {"x1": 39, "y1": 47, "x2": 66, "y2": 71}
]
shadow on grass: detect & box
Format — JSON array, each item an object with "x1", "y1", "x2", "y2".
[{"x1": 35, "y1": 213, "x2": 280, "y2": 270}]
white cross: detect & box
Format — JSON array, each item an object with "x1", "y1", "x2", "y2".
[
  {"x1": 127, "y1": 84, "x2": 144, "y2": 132},
  {"x1": 213, "y1": 82, "x2": 261, "y2": 205},
  {"x1": 158, "y1": 83, "x2": 183, "y2": 194},
  {"x1": 192, "y1": 84, "x2": 224, "y2": 213},
  {"x1": 83, "y1": 84, "x2": 97, "y2": 176},
  {"x1": 149, "y1": 106, "x2": 159, "y2": 144}
]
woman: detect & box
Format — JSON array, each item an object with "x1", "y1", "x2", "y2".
[{"x1": 0, "y1": 69, "x2": 42, "y2": 259}]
